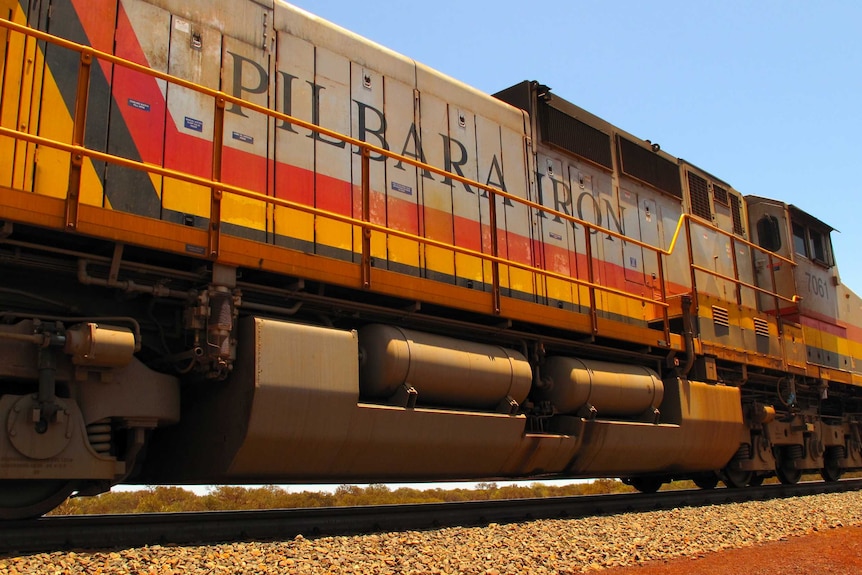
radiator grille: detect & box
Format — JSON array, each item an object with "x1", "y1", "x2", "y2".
[
  {"x1": 713, "y1": 184, "x2": 729, "y2": 206},
  {"x1": 712, "y1": 306, "x2": 730, "y2": 327},
  {"x1": 539, "y1": 104, "x2": 613, "y2": 169},
  {"x1": 688, "y1": 171, "x2": 711, "y2": 220},
  {"x1": 618, "y1": 137, "x2": 682, "y2": 199},
  {"x1": 730, "y1": 193, "x2": 745, "y2": 235}
]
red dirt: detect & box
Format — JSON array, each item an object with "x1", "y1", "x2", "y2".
[{"x1": 599, "y1": 526, "x2": 862, "y2": 575}]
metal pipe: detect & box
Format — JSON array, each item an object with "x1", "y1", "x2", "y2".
[
  {"x1": 35, "y1": 345, "x2": 59, "y2": 434},
  {"x1": 0, "y1": 287, "x2": 72, "y2": 312},
  {"x1": 37, "y1": 346, "x2": 57, "y2": 406},
  {"x1": 241, "y1": 300, "x2": 303, "y2": 316},
  {"x1": 77, "y1": 259, "x2": 191, "y2": 300},
  {"x1": 0, "y1": 312, "x2": 143, "y2": 353},
  {"x1": 0, "y1": 331, "x2": 45, "y2": 345}
]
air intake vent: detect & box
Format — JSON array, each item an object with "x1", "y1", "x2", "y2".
[
  {"x1": 618, "y1": 137, "x2": 682, "y2": 199},
  {"x1": 712, "y1": 306, "x2": 730, "y2": 328},
  {"x1": 730, "y1": 194, "x2": 745, "y2": 236},
  {"x1": 538, "y1": 103, "x2": 613, "y2": 169},
  {"x1": 754, "y1": 317, "x2": 770, "y2": 337},
  {"x1": 713, "y1": 184, "x2": 729, "y2": 206},
  {"x1": 688, "y1": 171, "x2": 711, "y2": 220}
]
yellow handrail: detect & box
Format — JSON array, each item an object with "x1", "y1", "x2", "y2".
[
  {"x1": 0, "y1": 124, "x2": 664, "y2": 308},
  {"x1": 0, "y1": 17, "x2": 798, "y2": 337}
]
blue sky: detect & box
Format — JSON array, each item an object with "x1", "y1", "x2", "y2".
[{"x1": 288, "y1": 0, "x2": 862, "y2": 293}]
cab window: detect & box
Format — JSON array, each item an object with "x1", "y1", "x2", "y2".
[
  {"x1": 756, "y1": 215, "x2": 781, "y2": 252},
  {"x1": 792, "y1": 222, "x2": 807, "y2": 257},
  {"x1": 791, "y1": 219, "x2": 832, "y2": 267},
  {"x1": 809, "y1": 229, "x2": 827, "y2": 263}
]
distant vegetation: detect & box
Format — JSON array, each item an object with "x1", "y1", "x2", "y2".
[
  {"x1": 51, "y1": 473, "x2": 852, "y2": 515},
  {"x1": 50, "y1": 479, "x2": 637, "y2": 515}
]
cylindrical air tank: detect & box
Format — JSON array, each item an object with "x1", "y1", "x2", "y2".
[
  {"x1": 539, "y1": 357, "x2": 663, "y2": 417},
  {"x1": 358, "y1": 324, "x2": 532, "y2": 410}
]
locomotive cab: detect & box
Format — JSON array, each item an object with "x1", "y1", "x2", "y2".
[{"x1": 748, "y1": 196, "x2": 839, "y2": 323}]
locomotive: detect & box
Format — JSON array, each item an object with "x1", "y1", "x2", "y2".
[{"x1": 0, "y1": 0, "x2": 860, "y2": 519}]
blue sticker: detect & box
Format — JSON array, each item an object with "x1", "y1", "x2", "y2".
[
  {"x1": 127, "y1": 98, "x2": 150, "y2": 112},
  {"x1": 232, "y1": 131, "x2": 254, "y2": 144},
  {"x1": 391, "y1": 181, "x2": 413, "y2": 195},
  {"x1": 549, "y1": 232, "x2": 562, "y2": 241},
  {"x1": 184, "y1": 117, "x2": 203, "y2": 132},
  {"x1": 629, "y1": 256, "x2": 638, "y2": 268}
]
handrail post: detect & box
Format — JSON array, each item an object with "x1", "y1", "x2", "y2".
[
  {"x1": 730, "y1": 238, "x2": 742, "y2": 306},
  {"x1": 768, "y1": 253, "x2": 780, "y2": 315},
  {"x1": 488, "y1": 189, "x2": 501, "y2": 314},
  {"x1": 208, "y1": 97, "x2": 226, "y2": 259},
  {"x1": 684, "y1": 217, "x2": 698, "y2": 311},
  {"x1": 65, "y1": 51, "x2": 92, "y2": 230},
  {"x1": 361, "y1": 147, "x2": 371, "y2": 289},
  {"x1": 657, "y1": 251, "x2": 670, "y2": 346},
  {"x1": 584, "y1": 224, "x2": 598, "y2": 335}
]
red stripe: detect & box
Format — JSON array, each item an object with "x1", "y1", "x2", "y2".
[
  {"x1": 481, "y1": 223, "x2": 493, "y2": 254},
  {"x1": 112, "y1": 5, "x2": 165, "y2": 166},
  {"x1": 70, "y1": 0, "x2": 116, "y2": 81},
  {"x1": 453, "y1": 215, "x2": 482, "y2": 252},
  {"x1": 221, "y1": 148, "x2": 269, "y2": 195},
  {"x1": 423, "y1": 207, "x2": 453, "y2": 243},
  {"x1": 386, "y1": 194, "x2": 419, "y2": 234},
  {"x1": 315, "y1": 175, "x2": 352, "y2": 216},
  {"x1": 164, "y1": 129, "x2": 211, "y2": 179},
  {"x1": 274, "y1": 163, "x2": 313, "y2": 205},
  {"x1": 505, "y1": 232, "x2": 533, "y2": 265},
  {"x1": 799, "y1": 315, "x2": 848, "y2": 338}
]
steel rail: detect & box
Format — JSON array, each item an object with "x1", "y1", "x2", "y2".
[{"x1": 1, "y1": 479, "x2": 860, "y2": 555}]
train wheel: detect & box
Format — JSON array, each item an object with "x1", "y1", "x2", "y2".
[
  {"x1": 722, "y1": 468, "x2": 752, "y2": 489},
  {"x1": 748, "y1": 474, "x2": 765, "y2": 487},
  {"x1": 776, "y1": 461, "x2": 802, "y2": 485},
  {"x1": 693, "y1": 474, "x2": 719, "y2": 490},
  {"x1": 629, "y1": 477, "x2": 663, "y2": 494},
  {"x1": 0, "y1": 480, "x2": 76, "y2": 520},
  {"x1": 821, "y1": 457, "x2": 843, "y2": 483}
]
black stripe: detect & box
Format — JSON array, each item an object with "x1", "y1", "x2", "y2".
[
  {"x1": 39, "y1": 1, "x2": 112, "y2": 187},
  {"x1": 40, "y1": 1, "x2": 161, "y2": 215},
  {"x1": 105, "y1": 96, "x2": 162, "y2": 218}
]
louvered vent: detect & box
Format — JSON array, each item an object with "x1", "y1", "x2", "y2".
[
  {"x1": 538, "y1": 104, "x2": 613, "y2": 169},
  {"x1": 712, "y1": 306, "x2": 730, "y2": 328},
  {"x1": 618, "y1": 137, "x2": 683, "y2": 199},
  {"x1": 730, "y1": 194, "x2": 745, "y2": 236},
  {"x1": 753, "y1": 317, "x2": 770, "y2": 337},
  {"x1": 688, "y1": 171, "x2": 711, "y2": 220},
  {"x1": 713, "y1": 184, "x2": 729, "y2": 206}
]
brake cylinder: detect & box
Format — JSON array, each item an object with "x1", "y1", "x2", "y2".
[{"x1": 64, "y1": 323, "x2": 136, "y2": 368}]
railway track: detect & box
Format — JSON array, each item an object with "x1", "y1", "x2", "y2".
[{"x1": 2, "y1": 479, "x2": 861, "y2": 555}]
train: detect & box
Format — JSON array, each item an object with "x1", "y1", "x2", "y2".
[{"x1": 0, "y1": 0, "x2": 860, "y2": 520}]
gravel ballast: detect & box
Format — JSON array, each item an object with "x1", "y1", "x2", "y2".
[{"x1": 3, "y1": 490, "x2": 862, "y2": 574}]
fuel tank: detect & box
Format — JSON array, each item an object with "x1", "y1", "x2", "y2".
[{"x1": 359, "y1": 324, "x2": 532, "y2": 410}]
